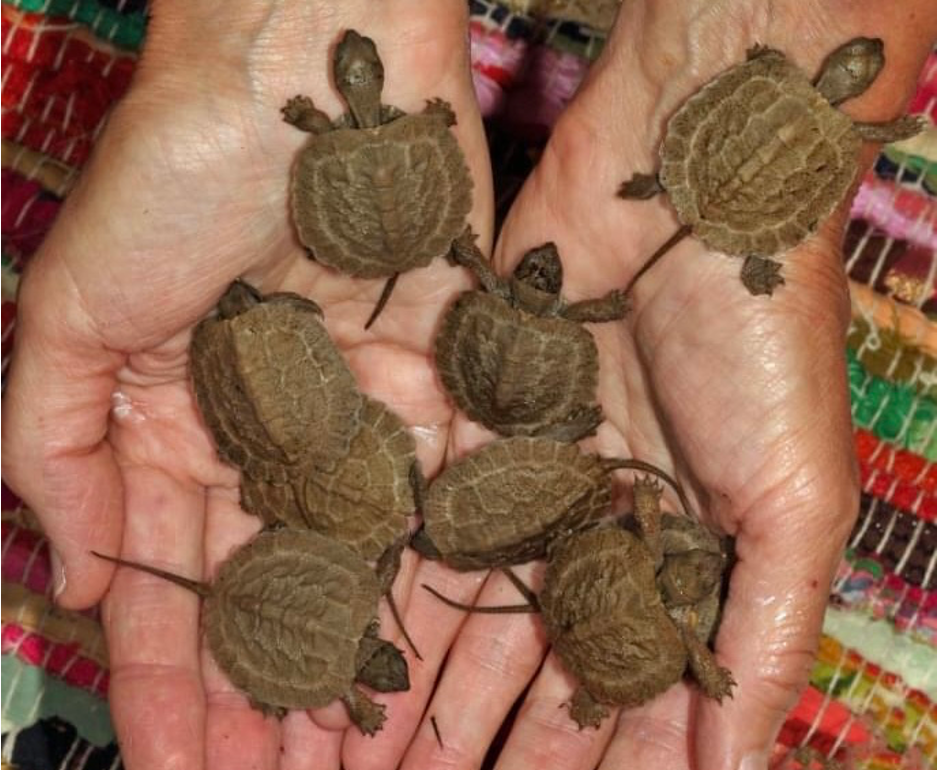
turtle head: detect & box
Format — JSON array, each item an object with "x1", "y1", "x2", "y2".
[
  {"x1": 334, "y1": 30, "x2": 384, "y2": 128},
  {"x1": 510, "y1": 243, "x2": 564, "y2": 314},
  {"x1": 513, "y1": 243, "x2": 564, "y2": 294},
  {"x1": 814, "y1": 37, "x2": 885, "y2": 107},
  {"x1": 355, "y1": 638, "x2": 410, "y2": 693},
  {"x1": 217, "y1": 280, "x2": 262, "y2": 320},
  {"x1": 657, "y1": 550, "x2": 725, "y2": 608}
]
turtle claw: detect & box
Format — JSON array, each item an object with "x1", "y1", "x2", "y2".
[
  {"x1": 740, "y1": 256, "x2": 784, "y2": 296},
  {"x1": 424, "y1": 97, "x2": 457, "y2": 126},
  {"x1": 281, "y1": 95, "x2": 332, "y2": 133},
  {"x1": 343, "y1": 687, "x2": 388, "y2": 736},
  {"x1": 566, "y1": 687, "x2": 609, "y2": 730}
]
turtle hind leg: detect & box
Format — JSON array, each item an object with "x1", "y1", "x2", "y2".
[
  {"x1": 342, "y1": 686, "x2": 387, "y2": 736},
  {"x1": 740, "y1": 256, "x2": 784, "y2": 296},
  {"x1": 566, "y1": 687, "x2": 609, "y2": 729},
  {"x1": 538, "y1": 405, "x2": 604, "y2": 443},
  {"x1": 617, "y1": 172, "x2": 664, "y2": 200},
  {"x1": 364, "y1": 273, "x2": 399, "y2": 330},
  {"x1": 678, "y1": 623, "x2": 736, "y2": 702},
  {"x1": 854, "y1": 114, "x2": 927, "y2": 144},
  {"x1": 281, "y1": 95, "x2": 332, "y2": 134}
]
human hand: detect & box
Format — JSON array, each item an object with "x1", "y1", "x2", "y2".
[
  {"x1": 1, "y1": 2, "x2": 492, "y2": 768},
  {"x1": 381, "y1": 2, "x2": 935, "y2": 769}
]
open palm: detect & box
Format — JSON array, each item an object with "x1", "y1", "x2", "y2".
[
  {"x1": 2, "y1": 2, "x2": 492, "y2": 768},
  {"x1": 369, "y1": 3, "x2": 933, "y2": 770}
]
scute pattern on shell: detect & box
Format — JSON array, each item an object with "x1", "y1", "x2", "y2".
[
  {"x1": 660, "y1": 49, "x2": 860, "y2": 257},
  {"x1": 190, "y1": 295, "x2": 363, "y2": 482},
  {"x1": 238, "y1": 398, "x2": 415, "y2": 560},
  {"x1": 424, "y1": 437, "x2": 611, "y2": 570},
  {"x1": 297, "y1": 397, "x2": 416, "y2": 560},
  {"x1": 434, "y1": 292, "x2": 600, "y2": 436},
  {"x1": 204, "y1": 530, "x2": 380, "y2": 710},
  {"x1": 293, "y1": 114, "x2": 473, "y2": 278},
  {"x1": 540, "y1": 527, "x2": 686, "y2": 707}
]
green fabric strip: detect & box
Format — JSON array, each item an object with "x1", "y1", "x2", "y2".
[
  {"x1": 849, "y1": 347, "x2": 938, "y2": 461},
  {"x1": 0, "y1": 654, "x2": 115, "y2": 747},
  {"x1": 6, "y1": 0, "x2": 146, "y2": 51},
  {"x1": 848, "y1": 316, "x2": 937, "y2": 400}
]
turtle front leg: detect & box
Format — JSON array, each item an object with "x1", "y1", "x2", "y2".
[
  {"x1": 448, "y1": 227, "x2": 511, "y2": 298},
  {"x1": 342, "y1": 685, "x2": 388, "y2": 736},
  {"x1": 740, "y1": 255, "x2": 784, "y2": 296},
  {"x1": 853, "y1": 114, "x2": 927, "y2": 144},
  {"x1": 566, "y1": 687, "x2": 610, "y2": 729},
  {"x1": 617, "y1": 172, "x2": 664, "y2": 200},
  {"x1": 281, "y1": 95, "x2": 333, "y2": 134},
  {"x1": 678, "y1": 621, "x2": 736, "y2": 702},
  {"x1": 423, "y1": 97, "x2": 457, "y2": 127},
  {"x1": 560, "y1": 289, "x2": 629, "y2": 323}
]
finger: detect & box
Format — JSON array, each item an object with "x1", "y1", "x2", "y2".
[
  {"x1": 2, "y1": 264, "x2": 126, "y2": 608},
  {"x1": 101, "y1": 464, "x2": 207, "y2": 770},
  {"x1": 201, "y1": 487, "x2": 282, "y2": 770},
  {"x1": 339, "y1": 558, "x2": 487, "y2": 770},
  {"x1": 597, "y1": 686, "x2": 693, "y2": 770},
  {"x1": 493, "y1": 653, "x2": 616, "y2": 770},
  {"x1": 281, "y1": 711, "x2": 344, "y2": 770},
  {"x1": 399, "y1": 563, "x2": 548, "y2": 770},
  {"x1": 694, "y1": 488, "x2": 856, "y2": 770}
]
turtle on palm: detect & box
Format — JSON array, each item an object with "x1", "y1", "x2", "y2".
[
  {"x1": 619, "y1": 37, "x2": 925, "y2": 296},
  {"x1": 282, "y1": 30, "x2": 473, "y2": 328}
]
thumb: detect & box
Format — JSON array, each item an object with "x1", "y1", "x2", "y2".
[
  {"x1": 695, "y1": 476, "x2": 858, "y2": 769},
  {"x1": 2, "y1": 256, "x2": 126, "y2": 609}
]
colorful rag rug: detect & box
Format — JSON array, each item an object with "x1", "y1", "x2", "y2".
[{"x1": 1, "y1": 2, "x2": 936, "y2": 769}]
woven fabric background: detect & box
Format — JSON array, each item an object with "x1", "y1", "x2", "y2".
[{"x1": 1, "y1": 1, "x2": 935, "y2": 768}]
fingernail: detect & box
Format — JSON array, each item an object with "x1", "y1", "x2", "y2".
[
  {"x1": 738, "y1": 751, "x2": 769, "y2": 770},
  {"x1": 50, "y1": 548, "x2": 67, "y2": 601}
]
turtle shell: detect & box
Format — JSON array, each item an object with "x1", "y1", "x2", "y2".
[
  {"x1": 434, "y1": 292, "x2": 600, "y2": 437},
  {"x1": 423, "y1": 437, "x2": 611, "y2": 570},
  {"x1": 190, "y1": 292, "x2": 363, "y2": 482},
  {"x1": 659, "y1": 48, "x2": 861, "y2": 257},
  {"x1": 292, "y1": 113, "x2": 473, "y2": 278},
  {"x1": 204, "y1": 529, "x2": 381, "y2": 710},
  {"x1": 240, "y1": 397, "x2": 416, "y2": 560},
  {"x1": 540, "y1": 527, "x2": 686, "y2": 708}
]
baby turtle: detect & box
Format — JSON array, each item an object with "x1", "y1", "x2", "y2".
[
  {"x1": 436, "y1": 234, "x2": 627, "y2": 441},
  {"x1": 413, "y1": 436, "x2": 689, "y2": 571},
  {"x1": 619, "y1": 37, "x2": 925, "y2": 296},
  {"x1": 190, "y1": 281, "x2": 362, "y2": 483},
  {"x1": 423, "y1": 477, "x2": 733, "y2": 729},
  {"x1": 282, "y1": 29, "x2": 473, "y2": 328},
  {"x1": 240, "y1": 396, "x2": 417, "y2": 562},
  {"x1": 93, "y1": 530, "x2": 408, "y2": 735},
  {"x1": 538, "y1": 514, "x2": 733, "y2": 728}
]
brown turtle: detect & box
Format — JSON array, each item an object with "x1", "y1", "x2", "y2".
[
  {"x1": 538, "y1": 508, "x2": 734, "y2": 728},
  {"x1": 412, "y1": 436, "x2": 689, "y2": 571},
  {"x1": 619, "y1": 37, "x2": 925, "y2": 296},
  {"x1": 239, "y1": 396, "x2": 417, "y2": 562},
  {"x1": 436, "y1": 235, "x2": 627, "y2": 442},
  {"x1": 93, "y1": 530, "x2": 409, "y2": 735},
  {"x1": 422, "y1": 477, "x2": 734, "y2": 729},
  {"x1": 282, "y1": 29, "x2": 473, "y2": 328},
  {"x1": 189, "y1": 281, "x2": 362, "y2": 483}
]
